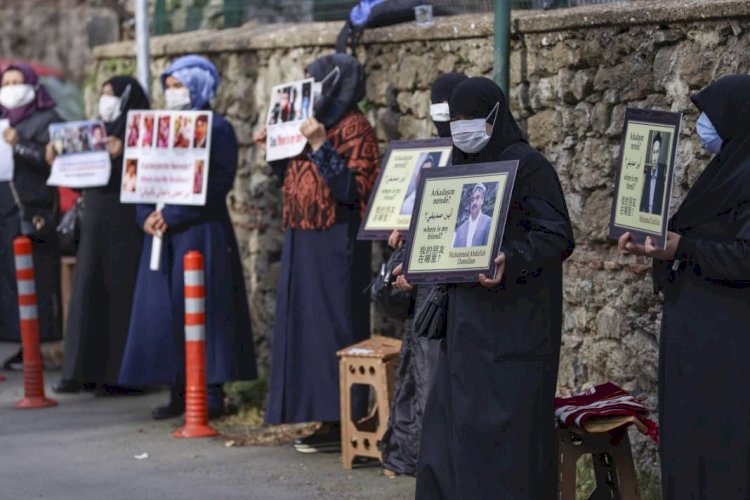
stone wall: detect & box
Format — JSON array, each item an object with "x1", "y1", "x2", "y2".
[
  {"x1": 0, "y1": 0, "x2": 124, "y2": 84},
  {"x1": 92, "y1": 0, "x2": 750, "y2": 485}
]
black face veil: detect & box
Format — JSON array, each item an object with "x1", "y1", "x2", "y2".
[
  {"x1": 674, "y1": 75, "x2": 750, "y2": 228},
  {"x1": 306, "y1": 53, "x2": 365, "y2": 128},
  {"x1": 448, "y1": 77, "x2": 526, "y2": 165}
]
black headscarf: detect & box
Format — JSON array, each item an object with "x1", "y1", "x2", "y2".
[
  {"x1": 448, "y1": 77, "x2": 526, "y2": 165},
  {"x1": 672, "y1": 75, "x2": 750, "y2": 229},
  {"x1": 307, "y1": 54, "x2": 365, "y2": 128},
  {"x1": 102, "y1": 76, "x2": 150, "y2": 141},
  {"x1": 431, "y1": 72, "x2": 468, "y2": 138}
]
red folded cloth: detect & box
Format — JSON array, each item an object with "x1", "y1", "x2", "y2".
[{"x1": 554, "y1": 382, "x2": 659, "y2": 443}]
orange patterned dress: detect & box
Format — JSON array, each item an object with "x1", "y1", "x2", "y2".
[{"x1": 266, "y1": 110, "x2": 382, "y2": 424}]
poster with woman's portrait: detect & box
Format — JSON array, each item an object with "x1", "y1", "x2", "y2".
[
  {"x1": 609, "y1": 108, "x2": 682, "y2": 249},
  {"x1": 46, "y1": 120, "x2": 112, "y2": 188},
  {"x1": 358, "y1": 138, "x2": 454, "y2": 240},
  {"x1": 402, "y1": 160, "x2": 518, "y2": 284},
  {"x1": 265, "y1": 77, "x2": 315, "y2": 162},
  {"x1": 120, "y1": 110, "x2": 212, "y2": 206}
]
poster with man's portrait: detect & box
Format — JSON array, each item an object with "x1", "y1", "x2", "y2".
[
  {"x1": 358, "y1": 138, "x2": 454, "y2": 240},
  {"x1": 402, "y1": 161, "x2": 518, "y2": 284},
  {"x1": 120, "y1": 110, "x2": 212, "y2": 206},
  {"x1": 265, "y1": 78, "x2": 315, "y2": 162},
  {"x1": 609, "y1": 108, "x2": 682, "y2": 249},
  {"x1": 46, "y1": 120, "x2": 112, "y2": 188}
]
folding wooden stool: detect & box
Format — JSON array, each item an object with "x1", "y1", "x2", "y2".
[{"x1": 337, "y1": 335, "x2": 402, "y2": 469}]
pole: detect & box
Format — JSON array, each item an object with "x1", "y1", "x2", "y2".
[
  {"x1": 135, "y1": 0, "x2": 151, "y2": 98},
  {"x1": 493, "y1": 0, "x2": 511, "y2": 96}
]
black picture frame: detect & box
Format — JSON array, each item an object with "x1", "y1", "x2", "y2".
[
  {"x1": 358, "y1": 138, "x2": 454, "y2": 240},
  {"x1": 402, "y1": 160, "x2": 518, "y2": 284},
  {"x1": 609, "y1": 107, "x2": 683, "y2": 249}
]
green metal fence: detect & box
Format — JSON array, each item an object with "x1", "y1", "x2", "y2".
[{"x1": 154, "y1": 0, "x2": 627, "y2": 34}]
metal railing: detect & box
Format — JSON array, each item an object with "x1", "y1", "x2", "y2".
[{"x1": 154, "y1": 0, "x2": 627, "y2": 34}]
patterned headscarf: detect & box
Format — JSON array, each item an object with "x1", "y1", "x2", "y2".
[
  {"x1": 0, "y1": 63, "x2": 56, "y2": 126},
  {"x1": 160, "y1": 55, "x2": 220, "y2": 110}
]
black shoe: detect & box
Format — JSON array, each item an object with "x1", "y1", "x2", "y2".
[
  {"x1": 53, "y1": 379, "x2": 82, "y2": 394},
  {"x1": 2, "y1": 348, "x2": 23, "y2": 371},
  {"x1": 294, "y1": 425, "x2": 341, "y2": 454},
  {"x1": 151, "y1": 401, "x2": 184, "y2": 420},
  {"x1": 94, "y1": 384, "x2": 144, "y2": 397}
]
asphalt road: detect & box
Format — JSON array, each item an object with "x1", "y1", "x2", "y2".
[{"x1": 0, "y1": 343, "x2": 415, "y2": 500}]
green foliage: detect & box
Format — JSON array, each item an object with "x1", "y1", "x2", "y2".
[{"x1": 224, "y1": 376, "x2": 269, "y2": 409}]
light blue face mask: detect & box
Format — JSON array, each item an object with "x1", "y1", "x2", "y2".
[
  {"x1": 450, "y1": 102, "x2": 499, "y2": 154},
  {"x1": 696, "y1": 112, "x2": 723, "y2": 155}
]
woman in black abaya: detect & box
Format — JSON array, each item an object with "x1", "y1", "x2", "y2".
[
  {"x1": 619, "y1": 75, "x2": 750, "y2": 499},
  {"x1": 395, "y1": 77, "x2": 575, "y2": 499},
  {"x1": 53, "y1": 77, "x2": 149, "y2": 394}
]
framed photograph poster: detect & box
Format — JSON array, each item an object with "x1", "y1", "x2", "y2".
[
  {"x1": 402, "y1": 160, "x2": 518, "y2": 284},
  {"x1": 609, "y1": 108, "x2": 682, "y2": 249},
  {"x1": 358, "y1": 138, "x2": 454, "y2": 240}
]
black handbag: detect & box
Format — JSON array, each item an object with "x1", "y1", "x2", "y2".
[
  {"x1": 9, "y1": 181, "x2": 57, "y2": 242},
  {"x1": 57, "y1": 195, "x2": 83, "y2": 257},
  {"x1": 368, "y1": 245, "x2": 412, "y2": 320},
  {"x1": 413, "y1": 284, "x2": 448, "y2": 340}
]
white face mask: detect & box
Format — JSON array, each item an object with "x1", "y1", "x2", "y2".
[
  {"x1": 312, "y1": 67, "x2": 341, "y2": 102},
  {"x1": 0, "y1": 84, "x2": 35, "y2": 110},
  {"x1": 430, "y1": 102, "x2": 450, "y2": 123},
  {"x1": 98, "y1": 94, "x2": 122, "y2": 122},
  {"x1": 165, "y1": 87, "x2": 191, "y2": 110},
  {"x1": 450, "y1": 102, "x2": 499, "y2": 154}
]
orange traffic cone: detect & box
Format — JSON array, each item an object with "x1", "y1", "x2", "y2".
[
  {"x1": 173, "y1": 251, "x2": 218, "y2": 438},
  {"x1": 13, "y1": 237, "x2": 57, "y2": 409}
]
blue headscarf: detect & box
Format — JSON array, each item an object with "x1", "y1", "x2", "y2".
[{"x1": 160, "y1": 55, "x2": 220, "y2": 110}]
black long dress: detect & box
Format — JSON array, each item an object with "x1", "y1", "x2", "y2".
[
  {"x1": 415, "y1": 78, "x2": 575, "y2": 499},
  {"x1": 0, "y1": 108, "x2": 62, "y2": 343},
  {"x1": 61, "y1": 76, "x2": 147, "y2": 386},
  {"x1": 381, "y1": 72, "x2": 468, "y2": 476},
  {"x1": 655, "y1": 75, "x2": 750, "y2": 499},
  {"x1": 60, "y1": 158, "x2": 142, "y2": 385}
]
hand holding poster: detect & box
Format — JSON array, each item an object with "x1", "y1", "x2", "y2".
[
  {"x1": 358, "y1": 138, "x2": 454, "y2": 240},
  {"x1": 47, "y1": 120, "x2": 112, "y2": 188},
  {"x1": 0, "y1": 119, "x2": 14, "y2": 181},
  {"x1": 609, "y1": 108, "x2": 682, "y2": 249},
  {"x1": 403, "y1": 161, "x2": 518, "y2": 284},
  {"x1": 120, "y1": 110, "x2": 212, "y2": 206},
  {"x1": 265, "y1": 78, "x2": 314, "y2": 162}
]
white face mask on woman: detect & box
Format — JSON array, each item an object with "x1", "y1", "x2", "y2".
[
  {"x1": 165, "y1": 87, "x2": 192, "y2": 110},
  {"x1": 430, "y1": 102, "x2": 450, "y2": 123},
  {"x1": 98, "y1": 95, "x2": 122, "y2": 123},
  {"x1": 0, "y1": 84, "x2": 36, "y2": 110},
  {"x1": 450, "y1": 102, "x2": 499, "y2": 154}
]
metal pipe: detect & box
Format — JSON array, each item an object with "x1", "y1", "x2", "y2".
[
  {"x1": 135, "y1": 0, "x2": 151, "y2": 98},
  {"x1": 493, "y1": 0, "x2": 511, "y2": 96}
]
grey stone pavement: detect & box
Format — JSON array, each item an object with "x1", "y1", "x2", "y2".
[{"x1": 0, "y1": 343, "x2": 414, "y2": 500}]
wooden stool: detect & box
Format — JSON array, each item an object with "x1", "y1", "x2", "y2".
[
  {"x1": 337, "y1": 335, "x2": 401, "y2": 469},
  {"x1": 558, "y1": 426, "x2": 641, "y2": 500}
]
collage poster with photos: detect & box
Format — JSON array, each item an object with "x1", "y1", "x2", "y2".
[
  {"x1": 47, "y1": 120, "x2": 111, "y2": 188},
  {"x1": 609, "y1": 108, "x2": 682, "y2": 249},
  {"x1": 120, "y1": 110, "x2": 212, "y2": 206},
  {"x1": 265, "y1": 77, "x2": 314, "y2": 162}
]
